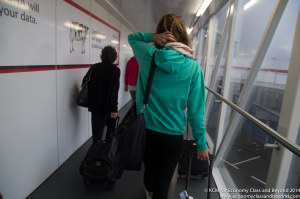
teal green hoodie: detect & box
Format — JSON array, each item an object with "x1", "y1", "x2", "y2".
[{"x1": 128, "y1": 32, "x2": 207, "y2": 151}]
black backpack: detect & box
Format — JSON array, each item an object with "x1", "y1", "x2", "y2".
[{"x1": 79, "y1": 141, "x2": 121, "y2": 189}]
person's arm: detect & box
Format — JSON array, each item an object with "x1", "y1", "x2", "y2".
[
  {"x1": 124, "y1": 60, "x2": 129, "y2": 92},
  {"x1": 128, "y1": 32, "x2": 156, "y2": 63},
  {"x1": 110, "y1": 68, "x2": 121, "y2": 115},
  {"x1": 187, "y1": 66, "x2": 210, "y2": 160},
  {"x1": 128, "y1": 32, "x2": 176, "y2": 64}
]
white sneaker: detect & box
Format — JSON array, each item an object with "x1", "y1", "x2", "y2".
[{"x1": 145, "y1": 188, "x2": 152, "y2": 199}]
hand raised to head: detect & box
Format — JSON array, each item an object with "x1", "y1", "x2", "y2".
[{"x1": 152, "y1": 31, "x2": 177, "y2": 46}]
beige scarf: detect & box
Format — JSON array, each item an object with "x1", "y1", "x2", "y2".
[{"x1": 165, "y1": 42, "x2": 194, "y2": 59}]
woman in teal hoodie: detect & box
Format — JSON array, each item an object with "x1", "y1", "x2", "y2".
[{"x1": 128, "y1": 14, "x2": 210, "y2": 199}]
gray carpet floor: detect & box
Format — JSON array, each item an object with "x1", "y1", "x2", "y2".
[{"x1": 27, "y1": 101, "x2": 220, "y2": 199}]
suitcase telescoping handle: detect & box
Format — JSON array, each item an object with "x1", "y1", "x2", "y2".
[
  {"x1": 116, "y1": 116, "x2": 120, "y2": 127},
  {"x1": 185, "y1": 154, "x2": 192, "y2": 191},
  {"x1": 207, "y1": 154, "x2": 214, "y2": 199},
  {"x1": 184, "y1": 153, "x2": 214, "y2": 199}
]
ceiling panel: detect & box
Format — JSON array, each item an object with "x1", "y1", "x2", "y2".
[
  {"x1": 104, "y1": 0, "x2": 205, "y2": 32},
  {"x1": 94, "y1": 0, "x2": 229, "y2": 35}
]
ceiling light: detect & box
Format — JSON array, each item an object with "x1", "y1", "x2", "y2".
[
  {"x1": 187, "y1": 28, "x2": 193, "y2": 35},
  {"x1": 96, "y1": 34, "x2": 106, "y2": 39},
  {"x1": 111, "y1": 40, "x2": 119, "y2": 44},
  {"x1": 196, "y1": 0, "x2": 212, "y2": 17},
  {"x1": 2, "y1": 1, "x2": 29, "y2": 10},
  {"x1": 244, "y1": 0, "x2": 257, "y2": 10},
  {"x1": 63, "y1": 22, "x2": 84, "y2": 30}
]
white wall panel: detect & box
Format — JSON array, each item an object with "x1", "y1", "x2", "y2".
[
  {"x1": 0, "y1": 72, "x2": 58, "y2": 199},
  {"x1": 0, "y1": 0, "x2": 132, "y2": 198},
  {"x1": 57, "y1": 68, "x2": 89, "y2": 165},
  {"x1": 0, "y1": 0, "x2": 56, "y2": 66},
  {"x1": 118, "y1": 24, "x2": 131, "y2": 108}
]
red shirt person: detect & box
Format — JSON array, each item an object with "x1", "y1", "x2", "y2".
[{"x1": 124, "y1": 56, "x2": 139, "y2": 106}]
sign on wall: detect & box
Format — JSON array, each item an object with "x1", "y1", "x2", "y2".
[
  {"x1": 108, "y1": 28, "x2": 120, "y2": 65},
  {"x1": 89, "y1": 8, "x2": 120, "y2": 65},
  {"x1": 89, "y1": 16, "x2": 108, "y2": 64},
  {"x1": 0, "y1": 0, "x2": 120, "y2": 68},
  {"x1": 0, "y1": 0, "x2": 56, "y2": 66},
  {"x1": 56, "y1": 0, "x2": 121, "y2": 66},
  {"x1": 56, "y1": 0, "x2": 90, "y2": 65}
]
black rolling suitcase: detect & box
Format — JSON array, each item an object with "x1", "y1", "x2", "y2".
[
  {"x1": 79, "y1": 141, "x2": 119, "y2": 189},
  {"x1": 178, "y1": 124, "x2": 209, "y2": 179},
  {"x1": 79, "y1": 117, "x2": 121, "y2": 190}
]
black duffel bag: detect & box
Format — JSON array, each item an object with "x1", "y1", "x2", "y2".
[{"x1": 111, "y1": 52, "x2": 157, "y2": 171}]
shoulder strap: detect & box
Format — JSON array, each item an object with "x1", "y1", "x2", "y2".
[
  {"x1": 82, "y1": 65, "x2": 95, "y2": 87},
  {"x1": 87, "y1": 65, "x2": 95, "y2": 79},
  {"x1": 142, "y1": 52, "x2": 157, "y2": 105}
]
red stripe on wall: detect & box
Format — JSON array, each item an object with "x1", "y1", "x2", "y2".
[
  {"x1": 0, "y1": 65, "x2": 93, "y2": 74},
  {"x1": 57, "y1": 65, "x2": 91, "y2": 70},
  {"x1": 1, "y1": 65, "x2": 289, "y2": 74},
  {"x1": 90, "y1": 13, "x2": 120, "y2": 34},
  {"x1": 63, "y1": 0, "x2": 90, "y2": 16},
  {"x1": 0, "y1": 66, "x2": 55, "y2": 74}
]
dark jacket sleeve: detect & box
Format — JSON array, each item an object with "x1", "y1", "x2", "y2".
[
  {"x1": 110, "y1": 68, "x2": 121, "y2": 112},
  {"x1": 125, "y1": 60, "x2": 129, "y2": 85}
]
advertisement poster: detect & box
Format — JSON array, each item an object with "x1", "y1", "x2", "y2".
[
  {"x1": 0, "y1": 0, "x2": 120, "y2": 67},
  {"x1": 108, "y1": 28, "x2": 120, "y2": 65},
  {"x1": 89, "y1": 17, "x2": 108, "y2": 64},
  {"x1": 0, "y1": 0, "x2": 56, "y2": 66},
  {"x1": 56, "y1": 0, "x2": 90, "y2": 65}
]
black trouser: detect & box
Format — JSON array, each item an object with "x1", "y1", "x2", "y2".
[
  {"x1": 144, "y1": 129, "x2": 183, "y2": 199},
  {"x1": 91, "y1": 111, "x2": 117, "y2": 143}
]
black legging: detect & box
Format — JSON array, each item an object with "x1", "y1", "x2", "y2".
[
  {"x1": 91, "y1": 111, "x2": 117, "y2": 143},
  {"x1": 129, "y1": 90, "x2": 136, "y2": 107},
  {"x1": 144, "y1": 129, "x2": 183, "y2": 199}
]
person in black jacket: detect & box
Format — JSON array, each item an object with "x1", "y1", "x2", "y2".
[{"x1": 83, "y1": 46, "x2": 120, "y2": 143}]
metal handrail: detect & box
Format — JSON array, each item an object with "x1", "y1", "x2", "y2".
[{"x1": 205, "y1": 86, "x2": 300, "y2": 157}]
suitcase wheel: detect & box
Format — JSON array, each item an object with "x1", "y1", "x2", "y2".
[
  {"x1": 83, "y1": 180, "x2": 91, "y2": 188},
  {"x1": 106, "y1": 181, "x2": 114, "y2": 190},
  {"x1": 116, "y1": 169, "x2": 123, "y2": 179}
]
